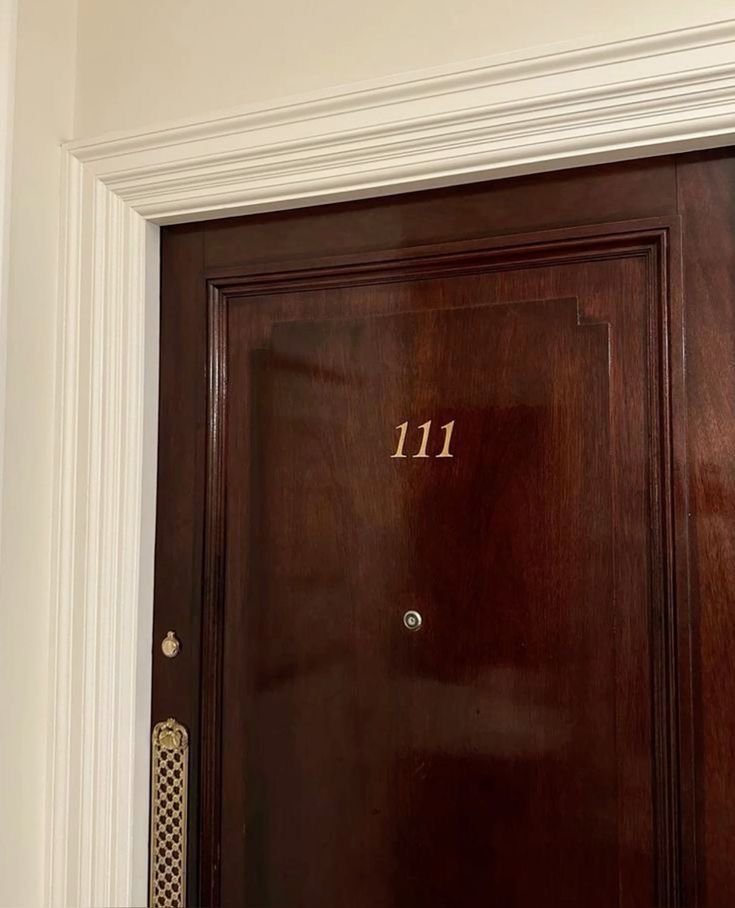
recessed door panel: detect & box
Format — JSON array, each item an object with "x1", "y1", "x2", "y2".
[{"x1": 245, "y1": 298, "x2": 614, "y2": 907}]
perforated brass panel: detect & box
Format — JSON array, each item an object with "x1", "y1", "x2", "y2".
[{"x1": 150, "y1": 718, "x2": 189, "y2": 908}]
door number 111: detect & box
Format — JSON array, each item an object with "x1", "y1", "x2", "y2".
[{"x1": 391, "y1": 420, "x2": 455, "y2": 459}]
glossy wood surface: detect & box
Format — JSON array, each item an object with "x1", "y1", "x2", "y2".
[
  {"x1": 678, "y1": 153, "x2": 735, "y2": 908},
  {"x1": 251, "y1": 297, "x2": 615, "y2": 908},
  {"x1": 154, "y1": 154, "x2": 735, "y2": 907}
]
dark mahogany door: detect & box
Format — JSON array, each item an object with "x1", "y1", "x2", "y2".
[{"x1": 153, "y1": 154, "x2": 735, "y2": 907}]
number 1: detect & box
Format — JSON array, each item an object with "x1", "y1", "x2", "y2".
[
  {"x1": 414, "y1": 420, "x2": 432, "y2": 458},
  {"x1": 437, "y1": 420, "x2": 455, "y2": 458},
  {"x1": 391, "y1": 421, "x2": 409, "y2": 458}
]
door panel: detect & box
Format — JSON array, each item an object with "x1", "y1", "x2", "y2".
[
  {"x1": 248, "y1": 297, "x2": 614, "y2": 907},
  {"x1": 209, "y1": 229, "x2": 679, "y2": 907},
  {"x1": 153, "y1": 155, "x2": 732, "y2": 908}
]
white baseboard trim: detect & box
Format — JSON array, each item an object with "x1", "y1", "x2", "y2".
[{"x1": 47, "y1": 17, "x2": 735, "y2": 906}]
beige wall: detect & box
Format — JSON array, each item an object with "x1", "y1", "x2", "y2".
[
  {"x1": 73, "y1": 0, "x2": 734, "y2": 138},
  {"x1": 0, "y1": 0, "x2": 77, "y2": 904}
]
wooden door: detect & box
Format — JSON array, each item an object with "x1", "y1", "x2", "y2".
[{"x1": 152, "y1": 153, "x2": 735, "y2": 907}]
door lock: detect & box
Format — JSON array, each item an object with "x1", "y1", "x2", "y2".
[{"x1": 161, "y1": 631, "x2": 181, "y2": 658}]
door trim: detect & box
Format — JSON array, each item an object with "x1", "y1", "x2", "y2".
[{"x1": 47, "y1": 18, "x2": 735, "y2": 906}]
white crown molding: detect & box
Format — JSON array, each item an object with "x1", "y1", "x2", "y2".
[
  {"x1": 68, "y1": 17, "x2": 735, "y2": 223},
  {"x1": 47, "y1": 18, "x2": 735, "y2": 907}
]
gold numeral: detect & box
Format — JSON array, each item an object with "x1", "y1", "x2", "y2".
[
  {"x1": 391, "y1": 421, "x2": 409, "y2": 458},
  {"x1": 414, "y1": 420, "x2": 432, "y2": 458},
  {"x1": 437, "y1": 420, "x2": 455, "y2": 458},
  {"x1": 391, "y1": 419, "x2": 456, "y2": 458}
]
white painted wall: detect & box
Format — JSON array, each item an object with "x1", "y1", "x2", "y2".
[
  {"x1": 73, "y1": 0, "x2": 734, "y2": 138},
  {"x1": 0, "y1": 0, "x2": 77, "y2": 905}
]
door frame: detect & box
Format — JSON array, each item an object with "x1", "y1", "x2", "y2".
[{"x1": 46, "y1": 18, "x2": 735, "y2": 907}]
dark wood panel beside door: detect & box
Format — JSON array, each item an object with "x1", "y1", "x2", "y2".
[{"x1": 153, "y1": 154, "x2": 735, "y2": 907}]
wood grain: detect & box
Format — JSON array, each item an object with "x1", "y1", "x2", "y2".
[
  {"x1": 677, "y1": 152, "x2": 735, "y2": 908},
  {"x1": 211, "y1": 229, "x2": 682, "y2": 906}
]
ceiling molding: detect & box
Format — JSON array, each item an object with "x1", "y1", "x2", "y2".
[{"x1": 67, "y1": 17, "x2": 735, "y2": 223}]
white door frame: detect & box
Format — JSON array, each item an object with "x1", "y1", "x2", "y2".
[{"x1": 46, "y1": 18, "x2": 735, "y2": 907}]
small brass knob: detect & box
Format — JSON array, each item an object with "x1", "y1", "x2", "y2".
[{"x1": 161, "y1": 631, "x2": 181, "y2": 658}]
